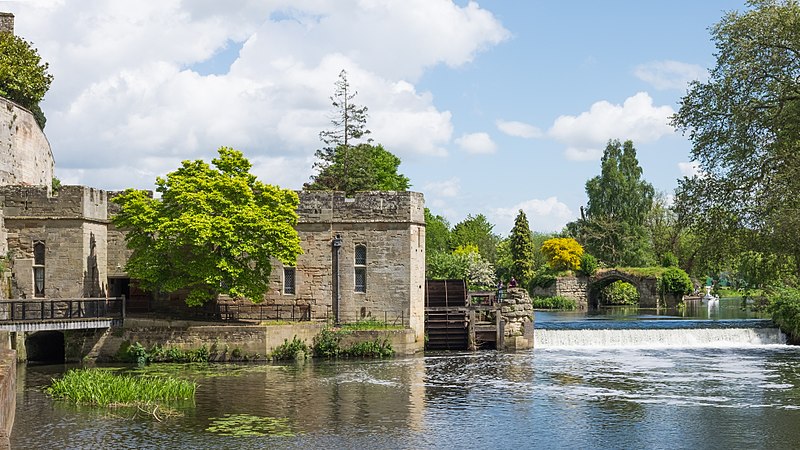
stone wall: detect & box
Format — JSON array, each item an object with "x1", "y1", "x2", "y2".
[
  {"x1": 1, "y1": 186, "x2": 110, "y2": 298},
  {"x1": 500, "y1": 287, "x2": 534, "y2": 349},
  {"x1": 0, "y1": 12, "x2": 13, "y2": 34},
  {"x1": 531, "y1": 276, "x2": 589, "y2": 309},
  {"x1": 85, "y1": 319, "x2": 423, "y2": 361},
  {"x1": 0, "y1": 98, "x2": 54, "y2": 191},
  {"x1": 0, "y1": 350, "x2": 15, "y2": 450},
  {"x1": 263, "y1": 191, "x2": 426, "y2": 343}
]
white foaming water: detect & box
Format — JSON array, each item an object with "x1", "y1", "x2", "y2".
[{"x1": 534, "y1": 327, "x2": 787, "y2": 348}]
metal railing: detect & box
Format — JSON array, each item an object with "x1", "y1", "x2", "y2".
[
  {"x1": 0, "y1": 297, "x2": 125, "y2": 322},
  {"x1": 178, "y1": 303, "x2": 313, "y2": 322}
]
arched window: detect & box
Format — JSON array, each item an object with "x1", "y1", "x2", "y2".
[
  {"x1": 33, "y1": 241, "x2": 45, "y2": 297},
  {"x1": 354, "y1": 244, "x2": 366, "y2": 293}
]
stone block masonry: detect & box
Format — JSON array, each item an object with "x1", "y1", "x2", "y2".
[
  {"x1": 0, "y1": 98, "x2": 54, "y2": 191},
  {"x1": 263, "y1": 191, "x2": 426, "y2": 344},
  {"x1": 0, "y1": 185, "x2": 110, "y2": 298}
]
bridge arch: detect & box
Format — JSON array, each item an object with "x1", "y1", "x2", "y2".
[
  {"x1": 25, "y1": 331, "x2": 65, "y2": 363},
  {"x1": 588, "y1": 270, "x2": 660, "y2": 309}
]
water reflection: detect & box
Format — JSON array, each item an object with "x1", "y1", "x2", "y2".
[
  {"x1": 12, "y1": 345, "x2": 800, "y2": 449},
  {"x1": 536, "y1": 297, "x2": 769, "y2": 322}
]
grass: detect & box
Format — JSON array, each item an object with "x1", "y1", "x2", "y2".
[
  {"x1": 340, "y1": 318, "x2": 404, "y2": 331},
  {"x1": 46, "y1": 368, "x2": 196, "y2": 408}
]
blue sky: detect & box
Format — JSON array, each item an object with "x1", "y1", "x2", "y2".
[{"x1": 2, "y1": 1, "x2": 746, "y2": 235}]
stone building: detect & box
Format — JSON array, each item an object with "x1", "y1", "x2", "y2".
[{"x1": 262, "y1": 191, "x2": 426, "y2": 342}]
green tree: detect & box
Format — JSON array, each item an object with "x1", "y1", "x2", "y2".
[
  {"x1": 426, "y1": 246, "x2": 495, "y2": 290},
  {"x1": 309, "y1": 69, "x2": 370, "y2": 192},
  {"x1": 541, "y1": 237, "x2": 584, "y2": 271},
  {"x1": 671, "y1": 0, "x2": 800, "y2": 276},
  {"x1": 509, "y1": 210, "x2": 535, "y2": 285},
  {"x1": 450, "y1": 214, "x2": 500, "y2": 264},
  {"x1": 572, "y1": 139, "x2": 655, "y2": 266},
  {"x1": 306, "y1": 143, "x2": 409, "y2": 193},
  {"x1": 113, "y1": 147, "x2": 302, "y2": 306},
  {"x1": 424, "y1": 208, "x2": 451, "y2": 255},
  {"x1": 0, "y1": 32, "x2": 53, "y2": 128}
]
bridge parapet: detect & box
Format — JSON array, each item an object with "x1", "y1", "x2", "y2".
[{"x1": 0, "y1": 297, "x2": 124, "y2": 332}]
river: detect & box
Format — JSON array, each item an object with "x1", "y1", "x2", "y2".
[{"x1": 11, "y1": 301, "x2": 800, "y2": 449}]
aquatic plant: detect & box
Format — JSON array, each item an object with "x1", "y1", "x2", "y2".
[
  {"x1": 46, "y1": 368, "x2": 196, "y2": 407},
  {"x1": 118, "y1": 341, "x2": 210, "y2": 365},
  {"x1": 344, "y1": 339, "x2": 394, "y2": 358},
  {"x1": 531, "y1": 295, "x2": 577, "y2": 310},
  {"x1": 312, "y1": 327, "x2": 394, "y2": 358},
  {"x1": 206, "y1": 414, "x2": 296, "y2": 437},
  {"x1": 271, "y1": 336, "x2": 309, "y2": 360}
]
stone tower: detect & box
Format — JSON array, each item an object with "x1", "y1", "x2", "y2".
[{"x1": 0, "y1": 13, "x2": 13, "y2": 34}]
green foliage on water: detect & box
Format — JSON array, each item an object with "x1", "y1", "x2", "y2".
[
  {"x1": 271, "y1": 336, "x2": 309, "y2": 360},
  {"x1": 312, "y1": 327, "x2": 394, "y2": 358},
  {"x1": 46, "y1": 368, "x2": 196, "y2": 407},
  {"x1": 206, "y1": 413, "x2": 297, "y2": 437},
  {"x1": 532, "y1": 296, "x2": 577, "y2": 310},
  {"x1": 118, "y1": 342, "x2": 210, "y2": 365}
]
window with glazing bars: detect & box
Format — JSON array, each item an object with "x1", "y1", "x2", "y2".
[
  {"x1": 33, "y1": 241, "x2": 45, "y2": 297},
  {"x1": 283, "y1": 267, "x2": 296, "y2": 295},
  {"x1": 354, "y1": 245, "x2": 366, "y2": 293}
]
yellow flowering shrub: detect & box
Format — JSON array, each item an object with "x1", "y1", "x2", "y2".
[{"x1": 541, "y1": 238, "x2": 584, "y2": 271}]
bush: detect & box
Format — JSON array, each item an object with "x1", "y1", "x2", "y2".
[
  {"x1": 312, "y1": 327, "x2": 395, "y2": 358},
  {"x1": 768, "y1": 288, "x2": 800, "y2": 343},
  {"x1": 528, "y1": 269, "x2": 558, "y2": 289},
  {"x1": 661, "y1": 252, "x2": 679, "y2": 268},
  {"x1": 660, "y1": 267, "x2": 693, "y2": 296},
  {"x1": 601, "y1": 280, "x2": 639, "y2": 305},
  {"x1": 531, "y1": 296, "x2": 577, "y2": 310},
  {"x1": 271, "y1": 336, "x2": 309, "y2": 360},
  {"x1": 578, "y1": 254, "x2": 598, "y2": 276},
  {"x1": 118, "y1": 342, "x2": 210, "y2": 365},
  {"x1": 541, "y1": 237, "x2": 584, "y2": 271}
]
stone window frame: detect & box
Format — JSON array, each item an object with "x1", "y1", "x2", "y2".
[
  {"x1": 33, "y1": 240, "x2": 45, "y2": 297},
  {"x1": 283, "y1": 266, "x2": 296, "y2": 295},
  {"x1": 354, "y1": 244, "x2": 367, "y2": 293}
]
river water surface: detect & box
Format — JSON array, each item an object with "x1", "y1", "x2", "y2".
[{"x1": 12, "y1": 341, "x2": 800, "y2": 449}]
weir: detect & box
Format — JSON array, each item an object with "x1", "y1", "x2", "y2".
[{"x1": 534, "y1": 319, "x2": 787, "y2": 348}]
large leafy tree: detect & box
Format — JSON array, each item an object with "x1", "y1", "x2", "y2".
[
  {"x1": 671, "y1": 0, "x2": 800, "y2": 275},
  {"x1": 0, "y1": 32, "x2": 53, "y2": 128},
  {"x1": 450, "y1": 214, "x2": 500, "y2": 264},
  {"x1": 424, "y1": 208, "x2": 451, "y2": 255},
  {"x1": 572, "y1": 139, "x2": 655, "y2": 266},
  {"x1": 306, "y1": 143, "x2": 409, "y2": 193},
  {"x1": 113, "y1": 147, "x2": 302, "y2": 306},
  {"x1": 509, "y1": 210, "x2": 535, "y2": 285}
]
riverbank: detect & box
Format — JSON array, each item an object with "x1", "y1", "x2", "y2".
[{"x1": 74, "y1": 318, "x2": 422, "y2": 362}]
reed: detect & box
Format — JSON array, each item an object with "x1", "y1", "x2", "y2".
[{"x1": 46, "y1": 368, "x2": 196, "y2": 407}]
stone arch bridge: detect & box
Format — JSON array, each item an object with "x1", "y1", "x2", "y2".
[{"x1": 588, "y1": 269, "x2": 662, "y2": 308}]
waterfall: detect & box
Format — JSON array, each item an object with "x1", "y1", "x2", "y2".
[{"x1": 534, "y1": 320, "x2": 787, "y2": 348}]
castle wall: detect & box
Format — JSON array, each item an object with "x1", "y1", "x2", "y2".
[
  {"x1": 262, "y1": 191, "x2": 426, "y2": 342},
  {"x1": 0, "y1": 98, "x2": 54, "y2": 191},
  {"x1": 0, "y1": 185, "x2": 109, "y2": 298}
]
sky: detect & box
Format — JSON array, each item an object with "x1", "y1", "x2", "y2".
[{"x1": 1, "y1": 0, "x2": 748, "y2": 235}]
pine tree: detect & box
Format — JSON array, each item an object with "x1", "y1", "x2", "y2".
[
  {"x1": 311, "y1": 69, "x2": 370, "y2": 191},
  {"x1": 509, "y1": 210, "x2": 535, "y2": 285}
]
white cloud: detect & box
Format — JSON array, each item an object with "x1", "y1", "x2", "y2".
[
  {"x1": 677, "y1": 161, "x2": 703, "y2": 178},
  {"x1": 548, "y1": 92, "x2": 674, "y2": 161},
  {"x1": 6, "y1": 0, "x2": 508, "y2": 189},
  {"x1": 492, "y1": 197, "x2": 574, "y2": 234},
  {"x1": 423, "y1": 177, "x2": 461, "y2": 198},
  {"x1": 496, "y1": 120, "x2": 542, "y2": 139},
  {"x1": 634, "y1": 60, "x2": 708, "y2": 90},
  {"x1": 455, "y1": 132, "x2": 497, "y2": 154}
]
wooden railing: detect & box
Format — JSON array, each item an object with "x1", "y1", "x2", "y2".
[{"x1": 0, "y1": 297, "x2": 125, "y2": 323}]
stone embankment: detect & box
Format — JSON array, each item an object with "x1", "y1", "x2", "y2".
[
  {"x1": 0, "y1": 350, "x2": 15, "y2": 450},
  {"x1": 500, "y1": 287, "x2": 534, "y2": 349}
]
